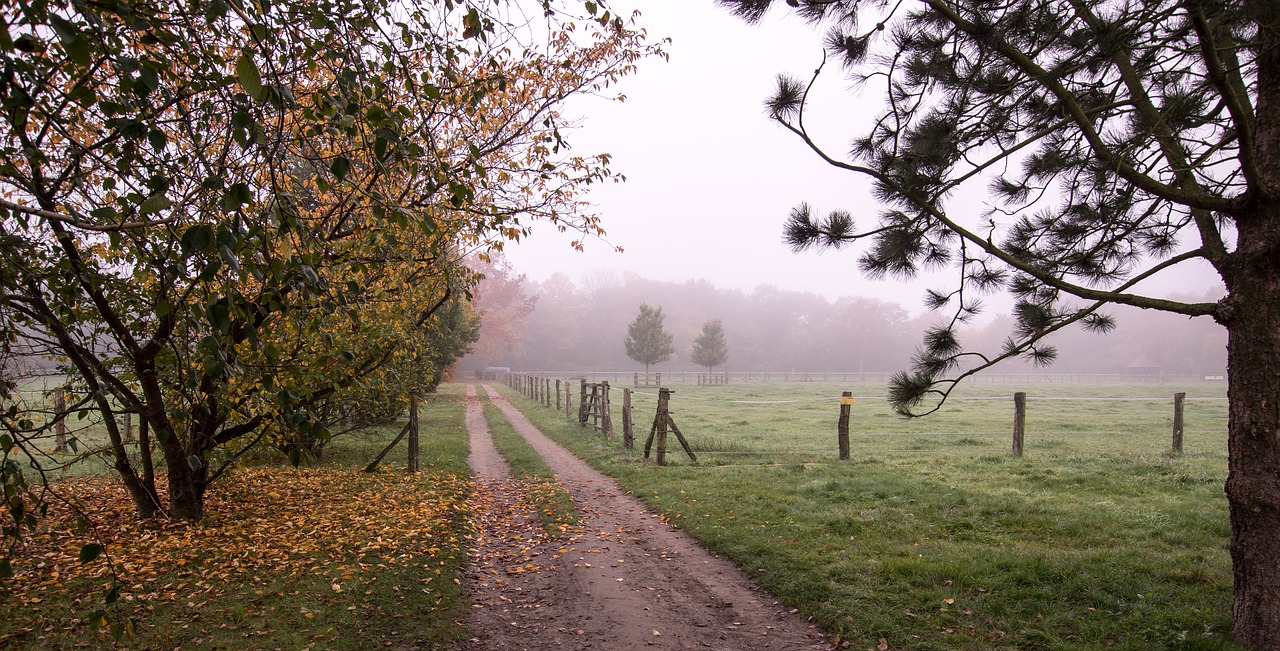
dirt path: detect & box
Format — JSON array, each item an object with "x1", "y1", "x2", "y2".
[{"x1": 460, "y1": 384, "x2": 831, "y2": 650}]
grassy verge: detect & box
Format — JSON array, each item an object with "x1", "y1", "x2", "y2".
[
  {"x1": 493, "y1": 381, "x2": 1239, "y2": 651},
  {"x1": 482, "y1": 402, "x2": 578, "y2": 537},
  {"x1": 0, "y1": 393, "x2": 474, "y2": 649}
]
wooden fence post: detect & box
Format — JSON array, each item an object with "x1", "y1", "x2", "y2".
[
  {"x1": 601, "y1": 381, "x2": 612, "y2": 437},
  {"x1": 407, "y1": 397, "x2": 419, "y2": 472},
  {"x1": 622, "y1": 388, "x2": 633, "y2": 449},
  {"x1": 578, "y1": 379, "x2": 588, "y2": 426},
  {"x1": 1012, "y1": 392, "x2": 1026, "y2": 457},
  {"x1": 565, "y1": 385, "x2": 572, "y2": 419},
  {"x1": 838, "y1": 391, "x2": 852, "y2": 461},
  {"x1": 54, "y1": 389, "x2": 67, "y2": 453},
  {"x1": 646, "y1": 388, "x2": 672, "y2": 466},
  {"x1": 545, "y1": 378, "x2": 552, "y2": 408},
  {"x1": 364, "y1": 420, "x2": 413, "y2": 472},
  {"x1": 556, "y1": 380, "x2": 562, "y2": 411},
  {"x1": 1172, "y1": 392, "x2": 1186, "y2": 455}
]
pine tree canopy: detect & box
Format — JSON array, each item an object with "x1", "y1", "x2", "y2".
[{"x1": 720, "y1": 0, "x2": 1250, "y2": 414}]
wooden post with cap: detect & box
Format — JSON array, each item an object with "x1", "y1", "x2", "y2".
[{"x1": 838, "y1": 391, "x2": 853, "y2": 460}]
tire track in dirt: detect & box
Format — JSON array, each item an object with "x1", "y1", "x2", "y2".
[
  {"x1": 461, "y1": 384, "x2": 831, "y2": 650},
  {"x1": 462, "y1": 386, "x2": 563, "y2": 648}
]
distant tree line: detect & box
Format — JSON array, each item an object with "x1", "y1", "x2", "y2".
[{"x1": 460, "y1": 257, "x2": 1226, "y2": 377}]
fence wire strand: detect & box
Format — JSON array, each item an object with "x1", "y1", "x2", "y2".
[{"x1": 502, "y1": 374, "x2": 1229, "y2": 466}]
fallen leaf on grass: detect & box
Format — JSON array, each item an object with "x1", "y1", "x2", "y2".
[{"x1": 3, "y1": 468, "x2": 470, "y2": 618}]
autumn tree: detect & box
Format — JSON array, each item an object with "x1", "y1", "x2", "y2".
[
  {"x1": 273, "y1": 285, "x2": 482, "y2": 460},
  {"x1": 720, "y1": 0, "x2": 1277, "y2": 646},
  {"x1": 690, "y1": 320, "x2": 729, "y2": 372},
  {"x1": 624, "y1": 303, "x2": 675, "y2": 372},
  {"x1": 0, "y1": 0, "x2": 661, "y2": 537},
  {"x1": 462, "y1": 253, "x2": 539, "y2": 370}
]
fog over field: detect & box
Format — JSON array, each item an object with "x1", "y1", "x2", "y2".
[{"x1": 460, "y1": 255, "x2": 1226, "y2": 378}]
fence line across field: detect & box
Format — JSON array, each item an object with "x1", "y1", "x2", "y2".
[
  {"x1": 628, "y1": 391, "x2": 1229, "y2": 404},
  {"x1": 501, "y1": 374, "x2": 1223, "y2": 464},
  {"x1": 506, "y1": 370, "x2": 1227, "y2": 385},
  {"x1": 629, "y1": 390, "x2": 842, "y2": 404}
]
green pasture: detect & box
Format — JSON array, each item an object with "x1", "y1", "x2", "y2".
[
  {"x1": 492, "y1": 379, "x2": 1237, "y2": 650},
  {"x1": 613, "y1": 380, "x2": 1228, "y2": 463}
]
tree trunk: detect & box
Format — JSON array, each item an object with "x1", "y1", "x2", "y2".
[
  {"x1": 167, "y1": 459, "x2": 207, "y2": 521},
  {"x1": 137, "y1": 418, "x2": 158, "y2": 512},
  {"x1": 108, "y1": 413, "x2": 161, "y2": 519},
  {"x1": 1228, "y1": 6, "x2": 1280, "y2": 647},
  {"x1": 1222, "y1": 216, "x2": 1280, "y2": 649},
  {"x1": 154, "y1": 420, "x2": 207, "y2": 521}
]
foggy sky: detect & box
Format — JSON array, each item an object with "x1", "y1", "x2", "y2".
[{"x1": 501, "y1": 0, "x2": 1226, "y2": 319}]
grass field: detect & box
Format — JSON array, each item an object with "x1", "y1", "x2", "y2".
[
  {"x1": 612, "y1": 380, "x2": 1229, "y2": 462},
  {"x1": 496, "y1": 379, "x2": 1239, "y2": 650}
]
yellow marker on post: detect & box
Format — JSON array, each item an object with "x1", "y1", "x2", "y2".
[{"x1": 838, "y1": 392, "x2": 853, "y2": 460}]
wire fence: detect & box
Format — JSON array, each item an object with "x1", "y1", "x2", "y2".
[
  {"x1": 504, "y1": 373, "x2": 1230, "y2": 465},
  {"x1": 509, "y1": 369, "x2": 1227, "y2": 386},
  {"x1": 2, "y1": 380, "x2": 424, "y2": 475}
]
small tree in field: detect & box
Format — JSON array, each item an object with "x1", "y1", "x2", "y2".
[
  {"x1": 720, "y1": 0, "x2": 1280, "y2": 646},
  {"x1": 690, "y1": 320, "x2": 729, "y2": 372},
  {"x1": 624, "y1": 304, "x2": 675, "y2": 372}
]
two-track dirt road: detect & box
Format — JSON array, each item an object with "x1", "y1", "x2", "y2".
[{"x1": 460, "y1": 384, "x2": 831, "y2": 650}]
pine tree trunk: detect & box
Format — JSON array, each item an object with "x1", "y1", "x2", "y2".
[
  {"x1": 1222, "y1": 210, "x2": 1280, "y2": 650},
  {"x1": 1223, "y1": 283, "x2": 1280, "y2": 648},
  {"x1": 1230, "y1": 5, "x2": 1280, "y2": 647}
]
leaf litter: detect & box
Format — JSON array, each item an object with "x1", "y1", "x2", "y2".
[{"x1": 1, "y1": 467, "x2": 470, "y2": 646}]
